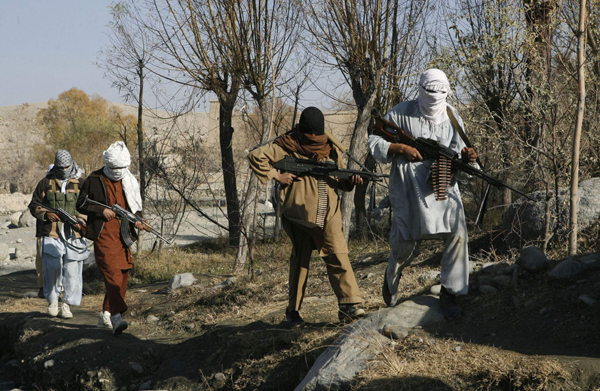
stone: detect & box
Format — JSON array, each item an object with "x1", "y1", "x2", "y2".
[
  {"x1": 18, "y1": 210, "x2": 36, "y2": 228},
  {"x1": 381, "y1": 324, "x2": 409, "y2": 340},
  {"x1": 478, "y1": 285, "x2": 497, "y2": 294},
  {"x1": 147, "y1": 315, "x2": 159, "y2": 323},
  {"x1": 0, "y1": 243, "x2": 9, "y2": 261},
  {"x1": 549, "y1": 259, "x2": 587, "y2": 281},
  {"x1": 294, "y1": 296, "x2": 444, "y2": 391},
  {"x1": 168, "y1": 273, "x2": 197, "y2": 292},
  {"x1": 502, "y1": 178, "x2": 600, "y2": 246},
  {"x1": 491, "y1": 275, "x2": 512, "y2": 288},
  {"x1": 418, "y1": 270, "x2": 441, "y2": 284},
  {"x1": 9, "y1": 212, "x2": 22, "y2": 227},
  {"x1": 517, "y1": 246, "x2": 550, "y2": 272},
  {"x1": 22, "y1": 291, "x2": 38, "y2": 299},
  {"x1": 139, "y1": 380, "x2": 152, "y2": 390},
  {"x1": 129, "y1": 362, "x2": 144, "y2": 374},
  {"x1": 211, "y1": 277, "x2": 237, "y2": 291},
  {"x1": 430, "y1": 284, "x2": 441, "y2": 295},
  {"x1": 44, "y1": 359, "x2": 54, "y2": 369},
  {"x1": 579, "y1": 253, "x2": 600, "y2": 271},
  {"x1": 578, "y1": 294, "x2": 597, "y2": 307}
]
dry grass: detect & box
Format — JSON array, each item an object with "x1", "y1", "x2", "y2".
[{"x1": 357, "y1": 334, "x2": 573, "y2": 390}]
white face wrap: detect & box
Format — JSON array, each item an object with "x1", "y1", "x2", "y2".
[{"x1": 417, "y1": 69, "x2": 451, "y2": 125}]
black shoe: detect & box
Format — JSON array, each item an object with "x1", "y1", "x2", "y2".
[
  {"x1": 338, "y1": 304, "x2": 366, "y2": 323},
  {"x1": 286, "y1": 308, "x2": 305, "y2": 329},
  {"x1": 382, "y1": 274, "x2": 399, "y2": 307},
  {"x1": 37, "y1": 287, "x2": 44, "y2": 299},
  {"x1": 440, "y1": 286, "x2": 461, "y2": 319}
]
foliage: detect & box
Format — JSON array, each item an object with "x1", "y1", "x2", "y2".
[{"x1": 35, "y1": 88, "x2": 136, "y2": 175}]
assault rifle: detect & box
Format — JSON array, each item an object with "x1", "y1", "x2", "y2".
[
  {"x1": 79, "y1": 195, "x2": 173, "y2": 247},
  {"x1": 31, "y1": 200, "x2": 86, "y2": 234},
  {"x1": 372, "y1": 116, "x2": 535, "y2": 201},
  {"x1": 272, "y1": 156, "x2": 389, "y2": 182}
]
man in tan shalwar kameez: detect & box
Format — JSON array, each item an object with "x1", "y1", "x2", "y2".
[{"x1": 248, "y1": 107, "x2": 365, "y2": 328}]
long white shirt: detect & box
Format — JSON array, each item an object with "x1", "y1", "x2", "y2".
[{"x1": 368, "y1": 100, "x2": 467, "y2": 241}]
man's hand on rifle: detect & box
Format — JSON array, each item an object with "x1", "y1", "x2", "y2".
[
  {"x1": 103, "y1": 208, "x2": 116, "y2": 222},
  {"x1": 46, "y1": 212, "x2": 60, "y2": 222},
  {"x1": 389, "y1": 143, "x2": 423, "y2": 161},
  {"x1": 134, "y1": 219, "x2": 145, "y2": 230},
  {"x1": 74, "y1": 218, "x2": 86, "y2": 233},
  {"x1": 349, "y1": 175, "x2": 363, "y2": 186},
  {"x1": 461, "y1": 147, "x2": 477, "y2": 163},
  {"x1": 274, "y1": 172, "x2": 301, "y2": 186}
]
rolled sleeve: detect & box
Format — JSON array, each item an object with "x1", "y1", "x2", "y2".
[{"x1": 368, "y1": 134, "x2": 392, "y2": 164}]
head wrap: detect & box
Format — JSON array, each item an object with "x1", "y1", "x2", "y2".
[
  {"x1": 417, "y1": 69, "x2": 451, "y2": 125},
  {"x1": 298, "y1": 107, "x2": 325, "y2": 135},
  {"x1": 102, "y1": 141, "x2": 143, "y2": 214},
  {"x1": 49, "y1": 150, "x2": 83, "y2": 180}
]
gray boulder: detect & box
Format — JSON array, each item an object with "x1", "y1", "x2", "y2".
[
  {"x1": 168, "y1": 273, "x2": 197, "y2": 291},
  {"x1": 517, "y1": 246, "x2": 550, "y2": 272},
  {"x1": 18, "y1": 209, "x2": 35, "y2": 227},
  {"x1": 294, "y1": 296, "x2": 445, "y2": 391},
  {"x1": 0, "y1": 243, "x2": 9, "y2": 262},
  {"x1": 579, "y1": 253, "x2": 600, "y2": 271},
  {"x1": 549, "y1": 258, "x2": 587, "y2": 281},
  {"x1": 9, "y1": 211, "x2": 21, "y2": 227},
  {"x1": 502, "y1": 178, "x2": 600, "y2": 246}
]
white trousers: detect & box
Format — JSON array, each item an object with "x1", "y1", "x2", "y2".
[
  {"x1": 386, "y1": 216, "x2": 470, "y2": 296},
  {"x1": 42, "y1": 237, "x2": 86, "y2": 306}
]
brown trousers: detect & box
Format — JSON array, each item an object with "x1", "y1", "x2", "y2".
[
  {"x1": 287, "y1": 224, "x2": 362, "y2": 311},
  {"x1": 101, "y1": 268, "x2": 129, "y2": 315}
]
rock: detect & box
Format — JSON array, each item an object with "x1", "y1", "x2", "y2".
[
  {"x1": 44, "y1": 359, "x2": 54, "y2": 369},
  {"x1": 418, "y1": 270, "x2": 441, "y2": 284},
  {"x1": 430, "y1": 284, "x2": 441, "y2": 295},
  {"x1": 517, "y1": 246, "x2": 550, "y2": 272},
  {"x1": 0, "y1": 243, "x2": 9, "y2": 261},
  {"x1": 23, "y1": 291, "x2": 38, "y2": 299},
  {"x1": 213, "y1": 372, "x2": 227, "y2": 387},
  {"x1": 139, "y1": 380, "x2": 152, "y2": 390},
  {"x1": 0, "y1": 193, "x2": 31, "y2": 214},
  {"x1": 468, "y1": 261, "x2": 478, "y2": 274},
  {"x1": 9, "y1": 248, "x2": 16, "y2": 260},
  {"x1": 491, "y1": 275, "x2": 512, "y2": 288},
  {"x1": 549, "y1": 259, "x2": 587, "y2": 281},
  {"x1": 579, "y1": 294, "x2": 597, "y2": 307},
  {"x1": 381, "y1": 324, "x2": 408, "y2": 340},
  {"x1": 9, "y1": 211, "x2": 22, "y2": 227},
  {"x1": 365, "y1": 273, "x2": 374, "y2": 279},
  {"x1": 478, "y1": 285, "x2": 497, "y2": 294},
  {"x1": 18, "y1": 210, "x2": 35, "y2": 227},
  {"x1": 184, "y1": 323, "x2": 196, "y2": 331},
  {"x1": 168, "y1": 273, "x2": 197, "y2": 291},
  {"x1": 294, "y1": 296, "x2": 444, "y2": 391},
  {"x1": 481, "y1": 263, "x2": 497, "y2": 274},
  {"x1": 579, "y1": 253, "x2": 600, "y2": 271},
  {"x1": 147, "y1": 315, "x2": 159, "y2": 323},
  {"x1": 502, "y1": 178, "x2": 600, "y2": 246},
  {"x1": 211, "y1": 277, "x2": 237, "y2": 291},
  {"x1": 129, "y1": 362, "x2": 144, "y2": 374},
  {"x1": 504, "y1": 264, "x2": 521, "y2": 275}
]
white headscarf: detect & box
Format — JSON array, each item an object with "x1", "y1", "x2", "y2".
[
  {"x1": 103, "y1": 141, "x2": 143, "y2": 214},
  {"x1": 417, "y1": 69, "x2": 451, "y2": 125}
]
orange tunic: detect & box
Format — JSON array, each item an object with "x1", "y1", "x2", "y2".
[{"x1": 94, "y1": 178, "x2": 133, "y2": 271}]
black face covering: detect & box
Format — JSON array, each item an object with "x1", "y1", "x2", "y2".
[{"x1": 54, "y1": 167, "x2": 70, "y2": 180}]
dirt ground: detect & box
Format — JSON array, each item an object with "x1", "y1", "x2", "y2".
[{"x1": 0, "y1": 228, "x2": 600, "y2": 390}]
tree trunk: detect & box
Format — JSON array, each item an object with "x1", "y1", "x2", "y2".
[
  {"x1": 137, "y1": 60, "x2": 146, "y2": 201},
  {"x1": 234, "y1": 99, "x2": 273, "y2": 273},
  {"x1": 354, "y1": 153, "x2": 376, "y2": 241},
  {"x1": 569, "y1": 0, "x2": 586, "y2": 255},
  {"x1": 340, "y1": 100, "x2": 374, "y2": 242},
  {"x1": 219, "y1": 101, "x2": 241, "y2": 248}
]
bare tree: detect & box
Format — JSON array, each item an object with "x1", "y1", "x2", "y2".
[
  {"x1": 136, "y1": 0, "x2": 245, "y2": 247},
  {"x1": 568, "y1": 0, "x2": 587, "y2": 255},
  {"x1": 230, "y1": 0, "x2": 303, "y2": 272},
  {"x1": 305, "y1": 0, "x2": 430, "y2": 241},
  {"x1": 100, "y1": 1, "x2": 159, "y2": 201}
]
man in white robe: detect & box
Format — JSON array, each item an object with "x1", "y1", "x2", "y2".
[{"x1": 368, "y1": 69, "x2": 477, "y2": 318}]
